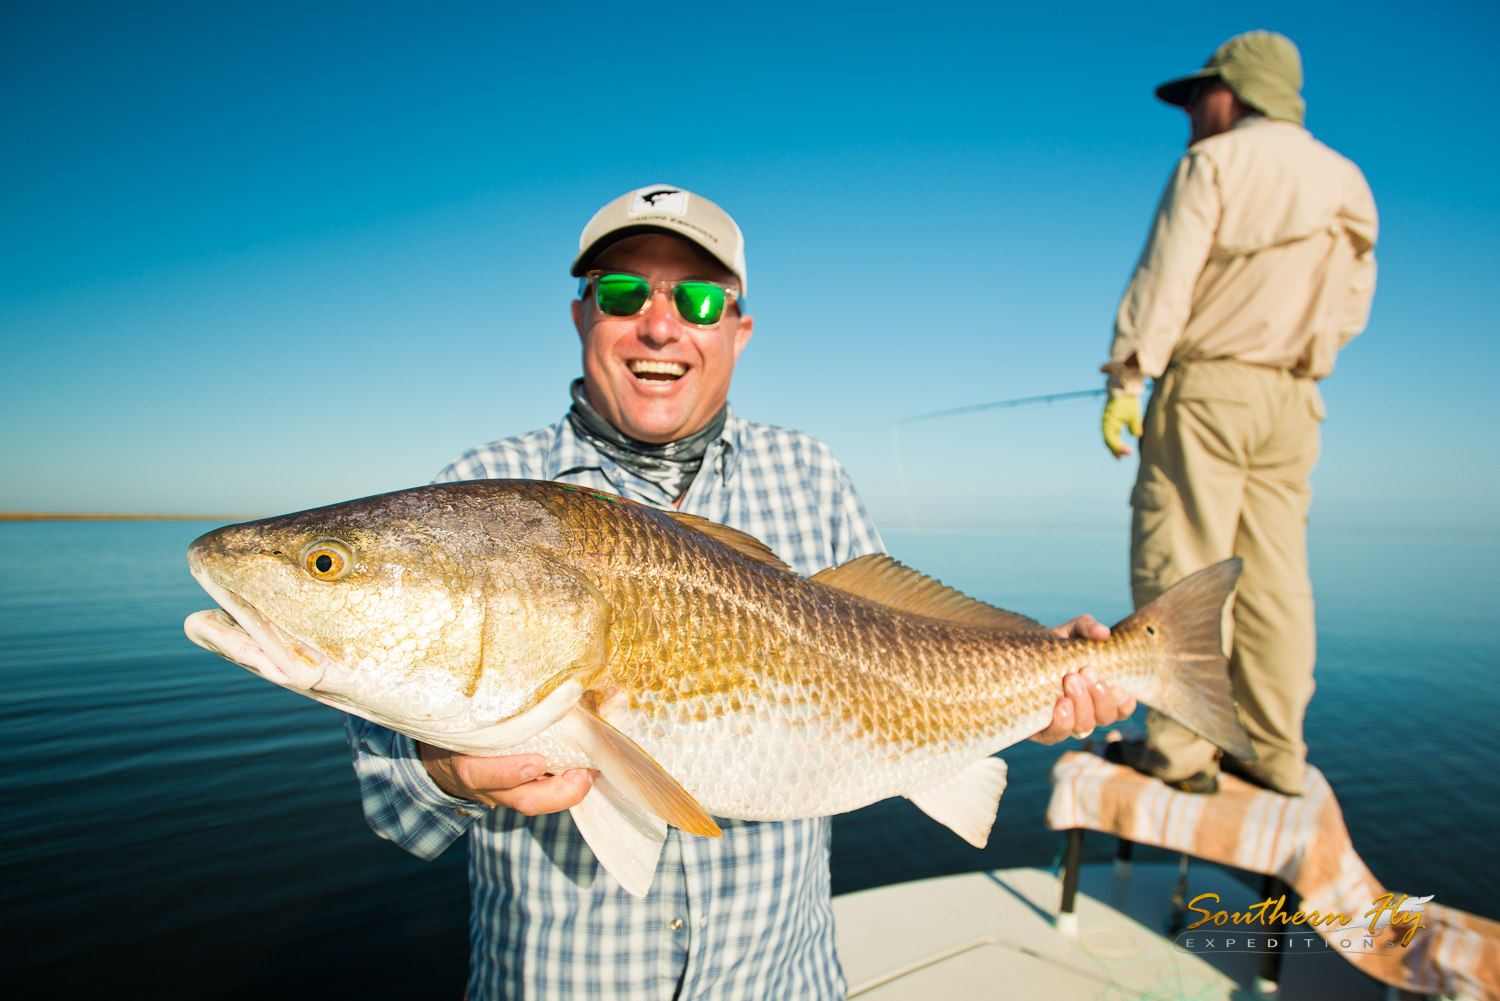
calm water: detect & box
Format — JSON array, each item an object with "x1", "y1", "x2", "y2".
[{"x1": 1, "y1": 522, "x2": 1496, "y2": 998}]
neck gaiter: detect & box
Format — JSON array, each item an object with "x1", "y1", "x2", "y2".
[{"x1": 567, "y1": 378, "x2": 727, "y2": 501}]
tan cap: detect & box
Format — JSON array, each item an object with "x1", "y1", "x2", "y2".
[
  {"x1": 571, "y1": 184, "x2": 749, "y2": 296},
  {"x1": 1155, "y1": 30, "x2": 1305, "y2": 126}
]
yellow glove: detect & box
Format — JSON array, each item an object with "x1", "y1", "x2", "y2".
[{"x1": 1102, "y1": 394, "x2": 1143, "y2": 458}]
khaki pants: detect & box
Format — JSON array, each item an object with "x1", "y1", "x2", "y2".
[{"x1": 1130, "y1": 359, "x2": 1324, "y2": 796}]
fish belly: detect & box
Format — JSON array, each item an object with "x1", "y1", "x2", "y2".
[{"x1": 602, "y1": 697, "x2": 1057, "y2": 821}]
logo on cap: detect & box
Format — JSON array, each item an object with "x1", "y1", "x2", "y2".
[{"x1": 630, "y1": 187, "x2": 688, "y2": 216}]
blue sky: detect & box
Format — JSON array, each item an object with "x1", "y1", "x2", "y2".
[{"x1": 3, "y1": 1, "x2": 1496, "y2": 533}]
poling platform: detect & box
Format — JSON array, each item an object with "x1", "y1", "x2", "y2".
[{"x1": 1045, "y1": 749, "x2": 1500, "y2": 1000}]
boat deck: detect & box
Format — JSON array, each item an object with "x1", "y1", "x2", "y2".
[{"x1": 833, "y1": 863, "x2": 1391, "y2": 999}]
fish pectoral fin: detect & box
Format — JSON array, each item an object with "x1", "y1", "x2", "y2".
[
  {"x1": 569, "y1": 775, "x2": 668, "y2": 898},
  {"x1": 559, "y1": 705, "x2": 722, "y2": 839},
  {"x1": 811, "y1": 555, "x2": 1050, "y2": 633},
  {"x1": 906, "y1": 757, "x2": 1009, "y2": 849}
]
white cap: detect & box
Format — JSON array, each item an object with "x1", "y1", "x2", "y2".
[{"x1": 571, "y1": 185, "x2": 748, "y2": 296}]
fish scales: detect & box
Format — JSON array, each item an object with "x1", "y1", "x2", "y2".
[
  {"x1": 410, "y1": 483, "x2": 1118, "y2": 819},
  {"x1": 185, "y1": 480, "x2": 1251, "y2": 893}
]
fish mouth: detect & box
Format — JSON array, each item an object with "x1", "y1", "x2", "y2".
[
  {"x1": 185, "y1": 571, "x2": 330, "y2": 691},
  {"x1": 628, "y1": 359, "x2": 688, "y2": 383}
]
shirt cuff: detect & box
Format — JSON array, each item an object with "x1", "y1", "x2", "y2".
[
  {"x1": 1101, "y1": 364, "x2": 1146, "y2": 397},
  {"x1": 345, "y1": 717, "x2": 484, "y2": 860},
  {"x1": 390, "y1": 731, "x2": 489, "y2": 816}
]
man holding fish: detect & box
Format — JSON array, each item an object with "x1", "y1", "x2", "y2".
[
  {"x1": 352, "y1": 186, "x2": 1136, "y2": 999},
  {"x1": 187, "y1": 186, "x2": 1256, "y2": 1000}
]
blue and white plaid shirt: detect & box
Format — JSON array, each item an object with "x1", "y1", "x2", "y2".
[{"x1": 345, "y1": 406, "x2": 884, "y2": 1000}]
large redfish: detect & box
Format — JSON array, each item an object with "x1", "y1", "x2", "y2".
[{"x1": 184, "y1": 480, "x2": 1250, "y2": 896}]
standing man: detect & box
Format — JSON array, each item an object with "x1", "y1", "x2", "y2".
[
  {"x1": 1100, "y1": 32, "x2": 1378, "y2": 796},
  {"x1": 347, "y1": 184, "x2": 1135, "y2": 999}
]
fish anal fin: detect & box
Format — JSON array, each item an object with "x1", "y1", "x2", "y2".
[
  {"x1": 569, "y1": 774, "x2": 667, "y2": 898},
  {"x1": 665, "y1": 512, "x2": 792, "y2": 572},
  {"x1": 811, "y1": 554, "x2": 1050, "y2": 632},
  {"x1": 560, "y1": 704, "x2": 722, "y2": 839},
  {"x1": 907, "y1": 757, "x2": 1009, "y2": 849}
]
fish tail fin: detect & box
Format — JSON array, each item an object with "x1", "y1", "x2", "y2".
[{"x1": 1115, "y1": 558, "x2": 1256, "y2": 760}]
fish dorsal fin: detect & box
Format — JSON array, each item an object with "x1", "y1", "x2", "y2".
[
  {"x1": 810, "y1": 554, "x2": 1050, "y2": 632},
  {"x1": 907, "y1": 757, "x2": 1009, "y2": 849},
  {"x1": 665, "y1": 512, "x2": 792, "y2": 573},
  {"x1": 559, "y1": 704, "x2": 722, "y2": 840}
]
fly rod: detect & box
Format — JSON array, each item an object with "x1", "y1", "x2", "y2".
[{"x1": 892, "y1": 388, "x2": 1109, "y2": 534}]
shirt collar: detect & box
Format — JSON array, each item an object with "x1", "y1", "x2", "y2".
[
  {"x1": 711, "y1": 406, "x2": 743, "y2": 484},
  {"x1": 548, "y1": 402, "x2": 744, "y2": 500}
]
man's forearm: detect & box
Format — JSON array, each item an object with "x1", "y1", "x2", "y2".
[{"x1": 1101, "y1": 354, "x2": 1145, "y2": 397}]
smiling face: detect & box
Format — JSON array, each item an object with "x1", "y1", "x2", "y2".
[{"x1": 572, "y1": 233, "x2": 753, "y2": 444}]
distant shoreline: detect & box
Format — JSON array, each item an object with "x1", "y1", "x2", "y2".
[{"x1": 0, "y1": 513, "x2": 259, "y2": 522}]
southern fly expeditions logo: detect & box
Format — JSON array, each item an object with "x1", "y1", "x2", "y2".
[
  {"x1": 1175, "y1": 891, "x2": 1434, "y2": 955},
  {"x1": 629, "y1": 186, "x2": 688, "y2": 215}
]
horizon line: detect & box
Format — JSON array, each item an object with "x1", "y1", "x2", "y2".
[{"x1": 0, "y1": 513, "x2": 260, "y2": 522}]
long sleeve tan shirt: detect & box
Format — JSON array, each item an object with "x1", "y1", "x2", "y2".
[{"x1": 1106, "y1": 117, "x2": 1378, "y2": 396}]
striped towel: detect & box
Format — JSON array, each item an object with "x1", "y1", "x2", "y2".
[{"x1": 1047, "y1": 751, "x2": 1500, "y2": 1000}]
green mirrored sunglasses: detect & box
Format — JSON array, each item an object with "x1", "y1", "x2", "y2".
[{"x1": 584, "y1": 271, "x2": 740, "y2": 327}]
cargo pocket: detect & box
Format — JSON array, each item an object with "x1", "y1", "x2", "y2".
[
  {"x1": 1130, "y1": 473, "x2": 1178, "y2": 596},
  {"x1": 1129, "y1": 476, "x2": 1175, "y2": 513}
]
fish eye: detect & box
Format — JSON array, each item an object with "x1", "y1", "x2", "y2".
[{"x1": 301, "y1": 540, "x2": 354, "y2": 581}]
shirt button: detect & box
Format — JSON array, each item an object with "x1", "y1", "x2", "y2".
[
  {"x1": 669, "y1": 918, "x2": 684, "y2": 931},
  {"x1": 699, "y1": 915, "x2": 707, "y2": 928},
  {"x1": 455, "y1": 808, "x2": 472, "y2": 816}
]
